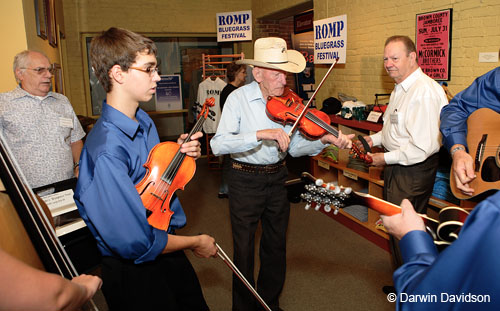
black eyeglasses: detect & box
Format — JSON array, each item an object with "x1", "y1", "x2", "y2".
[
  {"x1": 22, "y1": 64, "x2": 56, "y2": 75},
  {"x1": 129, "y1": 66, "x2": 159, "y2": 76}
]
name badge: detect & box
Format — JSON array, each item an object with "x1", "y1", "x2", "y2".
[
  {"x1": 59, "y1": 117, "x2": 73, "y2": 128},
  {"x1": 390, "y1": 112, "x2": 399, "y2": 125}
]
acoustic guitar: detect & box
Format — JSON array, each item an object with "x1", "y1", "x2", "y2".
[
  {"x1": 295, "y1": 172, "x2": 469, "y2": 248},
  {"x1": 450, "y1": 108, "x2": 500, "y2": 199}
]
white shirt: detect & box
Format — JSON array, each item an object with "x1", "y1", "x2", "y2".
[
  {"x1": 370, "y1": 68, "x2": 448, "y2": 166},
  {"x1": 197, "y1": 77, "x2": 226, "y2": 134}
]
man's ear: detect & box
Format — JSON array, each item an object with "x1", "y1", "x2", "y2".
[
  {"x1": 253, "y1": 67, "x2": 262, "y2": 83},
  {"x1": 109, "y1": 64, "x2": 126, "y2": 85},
  {"x1": 409, "y1": 51, "x2": 417, "y2": 64},
  {"x1": 15, "y1": 68, "x2": 24, "y2": 82}
]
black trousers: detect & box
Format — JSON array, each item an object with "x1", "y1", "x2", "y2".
[
  {"x1": 101, "y1": 251, "x2": 208, "y2": 311},
  {"x1": 228, "y1": 166, "x2": 289, "y2": 311},
  {"x1": 384, "y1": 152, "x2": 440, "y2": 268}
]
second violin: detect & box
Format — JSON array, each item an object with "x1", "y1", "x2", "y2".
[{"x1": 135, "y1": 97, "x2": 215, "y2": 231}]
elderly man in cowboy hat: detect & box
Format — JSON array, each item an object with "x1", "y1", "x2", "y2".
[{"x1": 211, "y1": 37, "x2": 353, "y2": 311}]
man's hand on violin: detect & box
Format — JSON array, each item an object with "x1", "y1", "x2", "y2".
[
  {"x1": 451, "y1": 145, "x2": 475, "y2": 196},
  {"x1": 178, "y1": 131, "x2": 202, "y2": 159},
  {"x1": 380, "y1": 199, "x2": 425, "y2": 240},
  {"x1": 320, "y1": 130, "x2": 354, "y2": 149},
  {"x1": 192, "y1": 234, "x2": 217, "y2": 258},
  {"x1": 256, "y1": 129, "x2": 290, "y2": 152}
]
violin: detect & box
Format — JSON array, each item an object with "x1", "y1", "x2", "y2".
[
  {"x1": 266, "y1": 88, "x2": 372, "y2": 164},
  {"x1": 135, "y1": 97, "x2": 215, "y2": 231}
]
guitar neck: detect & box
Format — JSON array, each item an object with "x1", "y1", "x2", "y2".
[{"x1": 349, "y1": 191, "x2": 401, "y2": 216}]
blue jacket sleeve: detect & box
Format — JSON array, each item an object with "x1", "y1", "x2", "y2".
[{"x1": 440, "y1": 67, "x2": 500, "y2": 151}]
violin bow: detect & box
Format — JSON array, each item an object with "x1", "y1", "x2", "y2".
[
  {"x1": 288, "y1": 59, "x2": 338, "y2": 137},
  {"x1": 216, "y1": 243, "x2": 272, "y2": 311}
]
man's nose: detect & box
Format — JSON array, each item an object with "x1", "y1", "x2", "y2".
[{"x1": 279, "y1": 73, "x2": 287, "y2": 84}]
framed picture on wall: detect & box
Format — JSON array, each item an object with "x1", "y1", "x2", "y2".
[
  {"x1": 34, "y1": 0, "x2": 47, "y2": 39},
  {"x1": 416, "y1": 9, "x2": 452, "y2": 81},
  {"x1": 52, "y1": 63, "x2": 63, "y2": 95},
  {"x1": 46, "y1": 0, "x2": 57, "y2": 47}
]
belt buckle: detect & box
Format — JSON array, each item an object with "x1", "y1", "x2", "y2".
[{"x1": 233, "y1": 162, "x2": 243, "y2": 170}]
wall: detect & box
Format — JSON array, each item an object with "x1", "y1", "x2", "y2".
[
  {"x1": 0, "y1": 1, "x2": 28, "y2": 92},
  {"x1": 62, "y1": 0, "x2": 251, "y2": 115},
  {"x1": 313, "y1": 0, "x2": 500, "y2": 107},
  {"x1": 60, "y1": 0, "x2": 499, "y2": 115},
  {"x1": 0, "y1": 0, "x2": 63, "y2": 92}
]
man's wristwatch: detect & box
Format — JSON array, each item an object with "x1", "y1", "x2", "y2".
[
  {"x1": 73, "y1": 162, "x2": 80, "y2": 169},
  {"x1": 450, "y1": 146, "x2": 466, "y2": 157}
]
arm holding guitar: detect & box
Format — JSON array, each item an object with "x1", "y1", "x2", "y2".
[
  {"x1": 379, "y1": 199, "x2": 426, "y2": 240},
  {"x1": 450, "y1": 143, "x2": 476, "y2": 196}
]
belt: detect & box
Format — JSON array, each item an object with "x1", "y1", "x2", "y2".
[{"x1": 230, "y1": 159, "x2": 285, "y2": 174}]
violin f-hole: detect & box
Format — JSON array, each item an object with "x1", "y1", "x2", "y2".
[{"x1": 138, "y1": 180, "x2": 155, "y2": 196}]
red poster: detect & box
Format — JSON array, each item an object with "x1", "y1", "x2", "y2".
[{"x1": 416, "y1": 9, "x2": 452, "y2": 80}]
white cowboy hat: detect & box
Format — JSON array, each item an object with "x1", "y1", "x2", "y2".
[{"x1": 236, "y1": 37, "x2": 306, "y2": 73}]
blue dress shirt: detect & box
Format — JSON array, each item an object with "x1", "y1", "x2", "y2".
[
  {"x1": 74, "y1": 103, "x2": 186, "y2": 264},
  {"x1": 440, "y1": 67, "x2": 500, "y2": 151},
  {"x1": 210, "y1": 81, "x2": 327, "y2": 164},
  {"x1": 393, "y1": 190, "x2": 500, "y2": 310}
]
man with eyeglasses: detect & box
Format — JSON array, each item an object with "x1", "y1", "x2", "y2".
[
  {"x1": 74, "y1": 27, "x2": 217, "y2": 310},
  {"x1": 0, "y1": 50, "x2": 85, "y2": 189}
]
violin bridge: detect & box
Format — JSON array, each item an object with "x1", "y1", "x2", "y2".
[{"x1": 150, "y1": 192, "x2": 163, "y2": 200}]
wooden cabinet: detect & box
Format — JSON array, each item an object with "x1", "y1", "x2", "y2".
[{"x1": 310, "y1": 155, "x2": 389, "y2": 244}]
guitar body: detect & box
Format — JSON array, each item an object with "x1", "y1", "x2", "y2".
[{"x1": 450, "y1": 108, "x2": 500, "y2": 199}]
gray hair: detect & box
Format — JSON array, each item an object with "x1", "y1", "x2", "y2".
[{"x1": 13, "y1": 50, "x2": 49, "y2": 83}]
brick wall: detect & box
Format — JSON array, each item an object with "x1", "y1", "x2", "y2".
[
  {"x1": 255, "y1": 17, "x2": 297, "y2": 89},
  {"x1": 312, "y1": 0, "x2": 500, "y2": 107},
  {"x1": 61, "y1": 0, "x2": 499, "y2": 115}
]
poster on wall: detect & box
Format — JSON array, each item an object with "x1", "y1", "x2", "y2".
[
  {"x1": 416, "y1": 9, "x2": 452, "y2": 81},
  {"x1": 293, "y1": 11, "x2": 315, "y2": 101},
  {"x1": 155, "y1": 75, "x2": 183, "y2": 111},
  {"x1": 216, "y1": 10, "x2": 252, "y2": 42},
  {"x1": 292, "y1": 32, "x2": 315, "y2": 102},
  {"x1": 313, "y1": 14, "x2": 347, "y2": 64}
]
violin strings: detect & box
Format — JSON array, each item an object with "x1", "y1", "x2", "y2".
[
  {"x1": 305, "y1": 111, "x2": 339, "y2": 137},
  {"x1": 144, "y1": 110, "x2": 207, "y2": 225}
]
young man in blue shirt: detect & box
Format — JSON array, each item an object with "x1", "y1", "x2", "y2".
[{"x1": 74, "y1": 27, "x2": 217, "y2": 310}]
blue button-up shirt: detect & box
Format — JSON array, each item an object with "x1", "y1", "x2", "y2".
[
  {"x1": 440, "y1": 67, "x2": 500, "y2": 151},
  {"x1": 393, "y1": 190, "x2": 500, "y2": 310},
  {"x1": 74, "y1": 103, "x2": 186, "y2": 264},
  {"x1": 210, "y1": 81, "x2": 327, "y2": 164}
]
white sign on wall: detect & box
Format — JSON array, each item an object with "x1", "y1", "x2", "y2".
[
  {"x1": 314, "y1": 14, "x2": 347, "y2": 64},
  {"x1": 217, "y1": 10, "x2": 252, "y2": 42}
]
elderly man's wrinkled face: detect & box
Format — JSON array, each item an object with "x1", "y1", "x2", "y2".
[
  {"x1": 253, "y1": 67, "x2": 288, "y2": 99},
  {"x1": 17, "y1": 52, "x2": 53, "y2": 97}
]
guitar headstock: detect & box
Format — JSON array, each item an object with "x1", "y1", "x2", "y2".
[{"x1": 299, "y1": 172, "x2": 353, "y2": 215}]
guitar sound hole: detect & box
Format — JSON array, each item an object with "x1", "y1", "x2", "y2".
[{"x1": 481, "y1": 157, "x2": 500, "y2": 182}]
